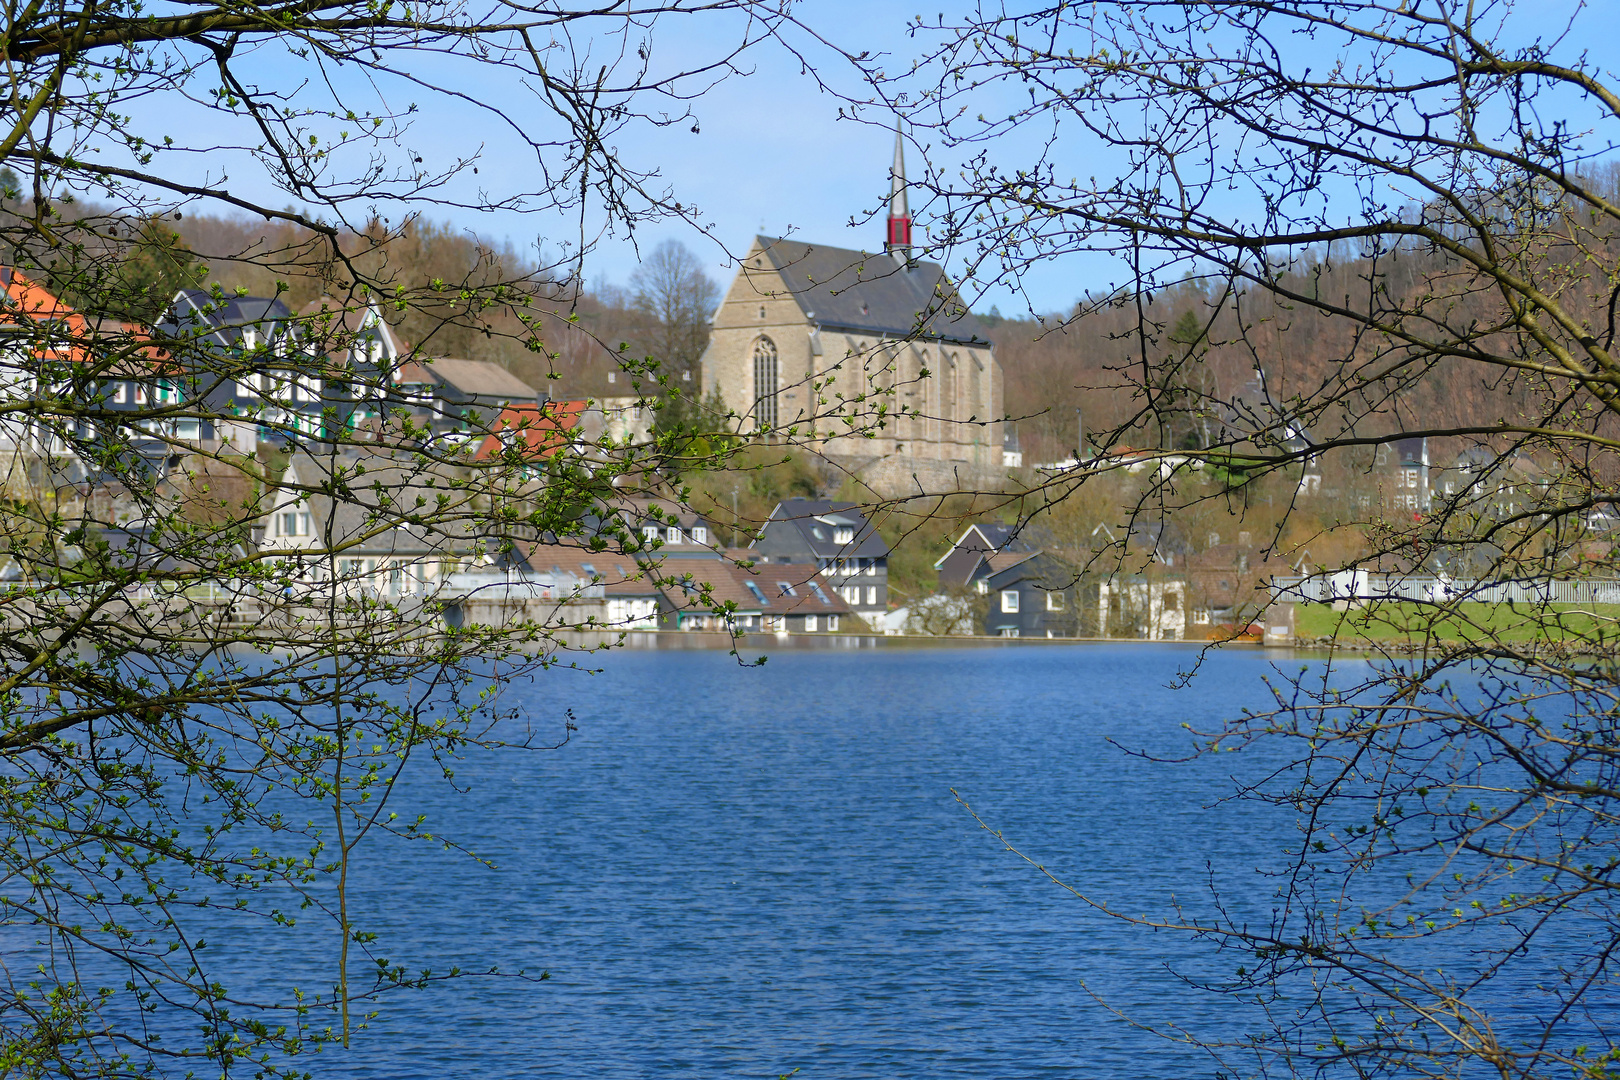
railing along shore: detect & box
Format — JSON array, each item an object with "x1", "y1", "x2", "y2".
[{"x1": 1272, "y1": 574, "x2": 1620, "y2": 605}]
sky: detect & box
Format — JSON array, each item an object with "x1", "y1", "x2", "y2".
[{"x1": 102, "y1": 0, "x2": 1620, "y2": 318}]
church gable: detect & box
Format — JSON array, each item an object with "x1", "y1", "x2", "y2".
[
  {"x1": 750, "y1": 236, "x2": 986, "y2": 344},
  {"x1": 696, "y1": 131, "x2": 1005, "y2": 485}
]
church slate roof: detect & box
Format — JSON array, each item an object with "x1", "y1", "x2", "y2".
[{"x1": 754, "y1": 236, "x2": 988, "y2": 345}]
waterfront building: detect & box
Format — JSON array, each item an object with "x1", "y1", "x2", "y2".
[{"x1": 751, "y1": 498, "x2": 889, "y2": 623}]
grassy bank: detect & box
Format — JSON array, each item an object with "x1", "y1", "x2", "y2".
[{"x1": 1295, "y1": 601, "x2": 1620, "y2": 645}]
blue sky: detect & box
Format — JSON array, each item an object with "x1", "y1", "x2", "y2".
[{"x1": 108, "y1": 0, "x2": 1620, "y2": 318}]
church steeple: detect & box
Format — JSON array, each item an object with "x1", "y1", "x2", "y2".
[{"x1": 885, "y1": 121, "x2": 912, "y2": 258}]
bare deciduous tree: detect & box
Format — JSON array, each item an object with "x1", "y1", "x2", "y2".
[
  {"x1": 0, "y1": 0, "x2": 771, "y2": 1073},
  {"x1": 796, "y1": 1, "x2": 1620, "y2": 1075}
]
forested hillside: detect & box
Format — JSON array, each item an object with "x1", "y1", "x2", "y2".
[{"x1": 989, "y1": 228, "x2": 1606, "y2": 469}]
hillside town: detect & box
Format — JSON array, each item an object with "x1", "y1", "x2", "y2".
[{"x1": 0, "y1": 134, "x2": 1605, "y2": 649}]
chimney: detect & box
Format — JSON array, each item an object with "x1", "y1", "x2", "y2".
[{"x1": 885, "y1": 121, "x2": 912, "y2": 259}]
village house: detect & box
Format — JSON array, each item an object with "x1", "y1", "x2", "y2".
[
  {"x1": 750, "y1": 498, "x2": 889, "y2": 623},
  {"x1": 390, "y1": 355, "x2": 541, "y2": 437},
  {"x1": 0, "y1": 268, "x2": 95, "y2": 479},
  {"x1": 657, "y1": 552, "x2": 853, "y2": 633},
  {"x1": 508, "y1": 540, "x2": 659, "y2": 630},
  {"x1": 1097, "y1": 574, "x2": 1187, "y2": 640},
  {"x1": 981, "y1": 548, "x2": 1088, "y2": 638},
  {"x1": 935, "y1": 521, "x2": 1040, "y2": 590},
  {"x1": 1184, "y1": 539, "x2": 1298, "y2": 633},
  {"x1": 255, "y1": 449, "x2": 482, "y2": 597}
]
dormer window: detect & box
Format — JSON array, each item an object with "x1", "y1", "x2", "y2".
[
  {"x1": 692, "y1": 526, "x2": 708, "y2": 545},
  {"x1": 666, "y1": 526, "x2": 683, "y2": 544},
  {"x1": 833, "y1": 526, "x2": 854, "y2": 544},
  {"x1": 642, "y1": 524, "x2": 660, "y2": 544}
]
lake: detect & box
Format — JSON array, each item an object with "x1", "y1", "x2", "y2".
[
  {"x1": 295, "y1": 643, "x2": 1304, "y2": 1078},
  {"x1": 76, "y1": 641, "x2": 1607, "y2": 1079}
]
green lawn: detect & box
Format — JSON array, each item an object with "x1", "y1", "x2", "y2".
[{"x1": 1293, "y1": 601, "x2": 1620, "y2": 645}]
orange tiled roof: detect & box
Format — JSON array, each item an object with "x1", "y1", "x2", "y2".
[{"x1": 474, "y1": 401, "x2": 588, "y2": 461}]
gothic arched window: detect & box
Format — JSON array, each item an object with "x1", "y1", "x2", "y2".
[{"x1": 752, "y1": 336, "x2": 779, "y2": 429}]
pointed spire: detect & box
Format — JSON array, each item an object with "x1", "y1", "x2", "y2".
[{"x1": 886, "y1": 120, "x2": 912, "y2": 258}]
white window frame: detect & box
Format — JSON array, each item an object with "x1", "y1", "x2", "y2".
[
  {"x1": 1045, "y1": 591, "x2": 1065, "y2": 611},
  {"x1": 803, "y1": 615, "x2": 818, "y2": 632},
  {"x1": 1001, "y1": 589, "x2": 1020, "y2": 613},
  {"x1": 865, "y1": 585, "x2": 877, "y2": 606},
  {"x1": 666, "y1": 526, "x2": 683, "y2": 544},
  {"x1": 692, "y1": 526, "x2": 708, "y2": 545},
  {"x1": 827, "y1": 615, "x2": 839, "y2": 632}
]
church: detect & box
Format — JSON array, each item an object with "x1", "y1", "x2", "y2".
[{"x1": 700, "y1": 131, "x2": 1004, "y2": 491}]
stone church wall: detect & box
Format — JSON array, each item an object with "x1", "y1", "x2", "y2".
[{"x1": 701, "y1": 238, "x2": 1007, "y2": 491}]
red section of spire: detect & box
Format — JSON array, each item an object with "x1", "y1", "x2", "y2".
[{"x1": 887, "y1": 215, "x2": 912, "y2": 250}]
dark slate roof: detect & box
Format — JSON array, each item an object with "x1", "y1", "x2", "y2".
[
  {"x1": 164, "y1": 290, "x2": 295, "y2": 351},
  {"x1": 755, "y1": 498, "x2": 889, "y2": 559},
  {"x1": 755, "y1": 236, "x2": 988, "y2": 344},
  {"x1": 427, "y1": 357, "x2": 539, "y2": 401}
]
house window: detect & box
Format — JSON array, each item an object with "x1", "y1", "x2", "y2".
[
  {"x1": 827, "y1": 615, "x2": 839, "y2": 632},
  {"x1": 112, "y1": 383, "x2": 128, "y2": 404},
  {"x1": 804, "y1": 615, "x2": 819, "y2": 632},
  {"x1": 1193, "y1": 609, "x2": 1212, "y2": 625},
  {"x1": 865, "y1": 559, "x2": 877, "y2": 576},
  {"x1": 834, "y1": 526, "x2": 854, "y2": 544},
  {"x1": 975, "y1": 580, "x2": 988, "y2": 595},
  {"x1": 692, "y1": 526, "x2": 708, "y2": 545},
  {"x1": 865, "y1": 585, "x2": 877, "y2": 606},
  {"x1": 1001, "y1": 589, "x2": 1020, "y2": 613},
  {"x1": 777, "y1": 581, "x2": 797, "y2": 597},
  {"x1": 759, "y1": 305, "x2": 766, "y2": 319},
  {"x1": 1046, "y1": 591, "x2": 1065, "y2": 611},
  {"x1": 642, "y1": 525, "x2": 660, "y2": 544},
  {"x1": 666, "y1": 526, "x2": 683, "y2": 544},
  {"x1": 765, "y1": 614, "x2": 784, "y2": 633},
  {"x1": 607, "y1": 370, "x2": 616, "y2": 384},
  {"x1": 752, "y1": 337, "x2": 779, "y2": 428}
]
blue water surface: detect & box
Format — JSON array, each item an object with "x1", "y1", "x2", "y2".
[{"x1": 297, "y1": 643, "x2": 1304, "y2": 1079}]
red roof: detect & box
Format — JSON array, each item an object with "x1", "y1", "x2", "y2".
[
  {"x1": 0, "y1": 267, "x2": 93, "y2": 363},
  {"x1": 474, "y1": 401, "x2": 588, "y2": 461}
]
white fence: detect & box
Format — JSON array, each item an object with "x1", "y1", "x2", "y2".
[
  {"x1": 439, "y1": 572, "x2": 603, "y2": 601},
  {"x1": 1272, "y1": 574, "x2": 1620, "y2": 606}
]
